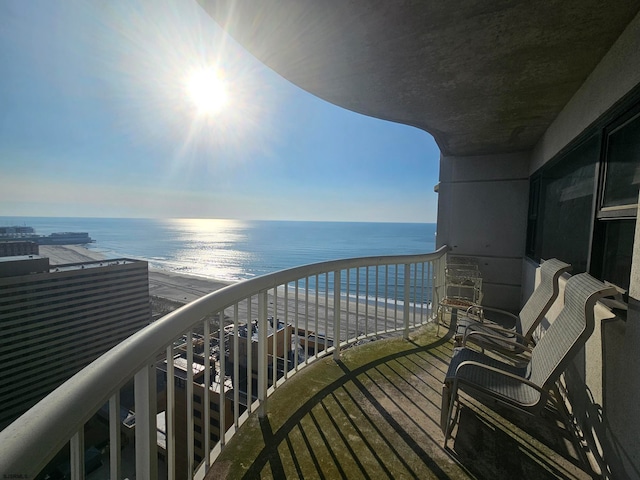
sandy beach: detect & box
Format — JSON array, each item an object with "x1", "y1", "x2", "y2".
[
  {"x1": 40, "y1": 245, "x2": 232, "y2": 304},
  {"x1": 38, "y1": 245, "x2": 412, "y2": 340}
]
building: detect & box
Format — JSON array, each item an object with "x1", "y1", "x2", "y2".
[
  {"x1": 0, "y1": 241, "x2": 39, "y2": 257},
  {"x1": 0, "y1": 256, "x2": 151, "y2": 429},
  {"x1": 227, "y1": 318, "x2": 293, "y2": 371},
  {"x1": 157, "y1": 347, "x2": 233, "y2": 478},
  {"x1": 197, "y1": 2, "x2": 640, "y2": 477}
]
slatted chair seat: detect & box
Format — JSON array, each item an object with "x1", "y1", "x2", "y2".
[{"x1": 445, "y1": 347, "x2": 541, "y2": 407}]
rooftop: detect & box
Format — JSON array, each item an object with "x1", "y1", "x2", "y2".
[{"x1": 206, "y1": 323, "x2": 594, "y2": 479}]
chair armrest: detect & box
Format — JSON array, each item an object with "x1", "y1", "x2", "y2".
[
  {"x1": 462, "y1": 323, "x2": 528, "y2": 342},
  {"x1": 467, "y1": 305, "x2": 518, "y2": 328},
  {"x1": 461, "y1": 330, "x2": 533, "y2": 353}
]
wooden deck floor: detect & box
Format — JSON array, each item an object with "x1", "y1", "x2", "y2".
[{"x1": 205, "y1": 323, "x2": 594, "y2": 479}]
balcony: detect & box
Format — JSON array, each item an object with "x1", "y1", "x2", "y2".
[
  {"x1": 204, "y1": 324, "x2": 593, "y2": 479},
  {"x1": 0, "y1": 248, "x2": 598, "y2": 479}
]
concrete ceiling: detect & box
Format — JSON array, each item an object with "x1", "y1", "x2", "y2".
[{"x1": 197, "y1": 0, "x2": 640, "y2": 156}]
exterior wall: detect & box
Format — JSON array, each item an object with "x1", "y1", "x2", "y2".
[
  {"x1": 229, "y1": 324, "x2": 293, "y2": 368},
  {"x1": 525, "y1": 12, "x2": 640, "y2": 479},
  {"x1": 0, "y1": 259, "x2": 151, "y2": 429},
  {"x1": 436, "y1": 151, "x2": 529, "y2": 311},
  {"x1": 530, "y1": 11, "x2": 640, "y2": 174},
  {"x1": 0, "y1": 241, "x2": 39, "y2": 257},
  {"x1": 157, "y1": 367, "x2": 233, "y2": 478}
]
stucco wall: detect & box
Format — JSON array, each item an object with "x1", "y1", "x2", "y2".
[
  {"x1": 436, "y1": 151, "x2": 529, "y2": 311},
  {"x1": 530, "y1": 11, "x2": 640, "y2": 174}
]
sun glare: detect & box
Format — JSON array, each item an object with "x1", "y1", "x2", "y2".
[{"x1": 186, "y1": 67, "x2": 229, "y2": 115}]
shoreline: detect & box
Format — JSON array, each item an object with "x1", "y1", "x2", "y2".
[
  {"x1": 36, "y1": 245, "x2": 414, "y2": 339},
  {"x1": 39, "y1": 245, "x2": 233, "y2": 304}
]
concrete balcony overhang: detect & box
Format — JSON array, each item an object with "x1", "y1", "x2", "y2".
[{"x1": 197, "y1": 0, "x2": 640, "y2": 156}]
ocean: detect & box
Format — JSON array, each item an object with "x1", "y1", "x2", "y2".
[{"x1": 0, "y1": 217, "x2": 437, "y2": 282}]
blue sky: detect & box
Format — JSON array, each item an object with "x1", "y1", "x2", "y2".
[{"x1": 0, "y1": 0, "x2": 440, "y2": 223}]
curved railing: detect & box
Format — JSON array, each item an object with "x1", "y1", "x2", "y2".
[{"x1": 0, "y1": 247, "x2": 447, "y2": 480}]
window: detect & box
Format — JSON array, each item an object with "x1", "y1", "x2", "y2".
[
  {"x1": 590, "y1": 110, "x2": 640, "y2": 292},
  {"x1": 599, "y1": 219, "x2": 635, "y2": 290},
  {"x1": 193, "y1": 394, "x2": 202, "y2": 404},
  {"x1": 527, "y1": 98, "x2": 640, "y2": 294},
  {"x1": 527, "y1": 135, "x2": 599, "y2": 273},
  {"x1": 195, "y1": 424, "x2": 202, "y2": 434},
  {"x1": 602, "y1": 113, "x2": 640, "y2": 210},
  {"x1": 193, "y1": 409, "x2": 201, "y2": 419}
]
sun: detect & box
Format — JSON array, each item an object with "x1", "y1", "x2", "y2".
[{"x1": 186, "y1": 67, "x2": 229, "y2": 115}]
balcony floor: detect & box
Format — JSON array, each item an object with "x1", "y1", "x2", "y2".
[{"x1": 206, "y1": 323, "x2": 595, "y2": 479}]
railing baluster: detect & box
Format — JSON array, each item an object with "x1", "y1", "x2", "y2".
[
  {"x1": 294, "y1": 282, "x2": 299, "y2": 370},
  {"x1": 70, "y1": 428, "x2": 84, "y2": 480},
  {"x1": 109, "y1": 392, "x2": 121, "y2": 480},
  {"x1": 374, "y1": 265, "x2": 379, "y2": 335},
  {"x1": 315, "y1": 274, "x2": 319, "y2": 357},
  {"x1": 333, "y1": 270, "x2": 341, "y2": 361},
  {"x1": 325, "y1": 274, "x2": 329, "y2": 346},
  {"x1": 355, "y1": 267, "x2": 360, "y2": 337},
  {"x1": 345, "y1": 268, "x2": 350, "y2": 342},
  {"x1": 247, "y1": 297, "x2": 252, "y2": 414},
  {"x1": 233, "y1": 304, "x2": 239, "y2": 426},
  {"x1": 203, "y1": 317, "x2": 211, "y2": 470},
  {"x1": 135, "y1": 363, "x2": 158, "y2": 480},
  {"x1": 273, "y1": 288, "x2": 278, "y2": 385},
  {"x1": 384, "y1": 264, "x2": 389, "y2": 332},
  {"x1": 304, "y1": 277, "x2": 309, "y2": 364},
  {"x1": 219, "y1": 309, "x2": 226, "y2": 449},
  {"x1": 421, "y1": 262, "x2": 426, "y2": 324},
  {"x1": 365, "y1": 266, "x2": 369, "y2": 336},
  {"x1": 165, "y1": 346, "x2": 175, "y2": 480},
  {"x1": 186, "y1": 330, "x2": 194, "y2": 479},
  {"x1": 428, "y1": 261, "x2": 434, "y2": 318},
  {"x1": 394, "y1": 264, "x2": 399, "y2": 323},
  {"x1": 413, "y1": 263, "x2": 418, "y2": 324},
  {"x1": 284, "y1": 285, "x2": 289, "y2": 378},
  {"x1": 258, "y1": 291, "x2": 268, "y2": 417},
  {"x1": 404, "y1": 264, "x2": 411, "y2": 339}
]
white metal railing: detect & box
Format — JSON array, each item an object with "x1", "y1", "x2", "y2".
[{"x1": 0, "y1": 247, "x2": 447, "y2": 480}]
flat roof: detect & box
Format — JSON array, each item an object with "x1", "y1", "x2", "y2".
[
  {"x1": 50, "y1": 258, "x2": 141, "y2": 273},
  {"x1": 0, "y1": 256, "x2": 145, "y2": 279},
  {"x1": 0, "y1": 255, "x2": 45, "y2": 263}
]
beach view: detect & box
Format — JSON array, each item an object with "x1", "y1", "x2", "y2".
[
  {"x1": 3, "y1": 1, "x2": 639, "y2": 479},
  {"x1": 0, "y1": 2, "x2": 440, "y2": 474}
]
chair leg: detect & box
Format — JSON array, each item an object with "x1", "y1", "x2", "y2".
[
  {"x1": 441, "y1": 380, "x2": 459, "y2": 447},
  {"x1": 440, "y1": 382, "x2": 450, "y2": 433}
]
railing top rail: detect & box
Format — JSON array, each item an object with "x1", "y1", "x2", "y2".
[{"x1": 0, "y1": 246, "x2": 447, "y2": 475}]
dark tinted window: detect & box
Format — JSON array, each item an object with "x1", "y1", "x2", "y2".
[
  {"x1": 535, "y1": 136, "x2": 599, "y2": 272},
  {"x1": 603, "y1": 114, "x2": 640, "y2": 208},
  {"x1": 599, "y1": 219, "x2": 636, "y2": 292}
]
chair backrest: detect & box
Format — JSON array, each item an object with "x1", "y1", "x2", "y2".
[
  {"x1": 528, "y1": 273, "x2": 616, "y2": 389},
  {"x1": 518, "y1": 258, "x2": 571, "y2": 338}
]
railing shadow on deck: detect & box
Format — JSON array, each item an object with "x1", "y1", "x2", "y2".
[{"x1": 206, "y1": 323, "x2": 595, "y2": 480}]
